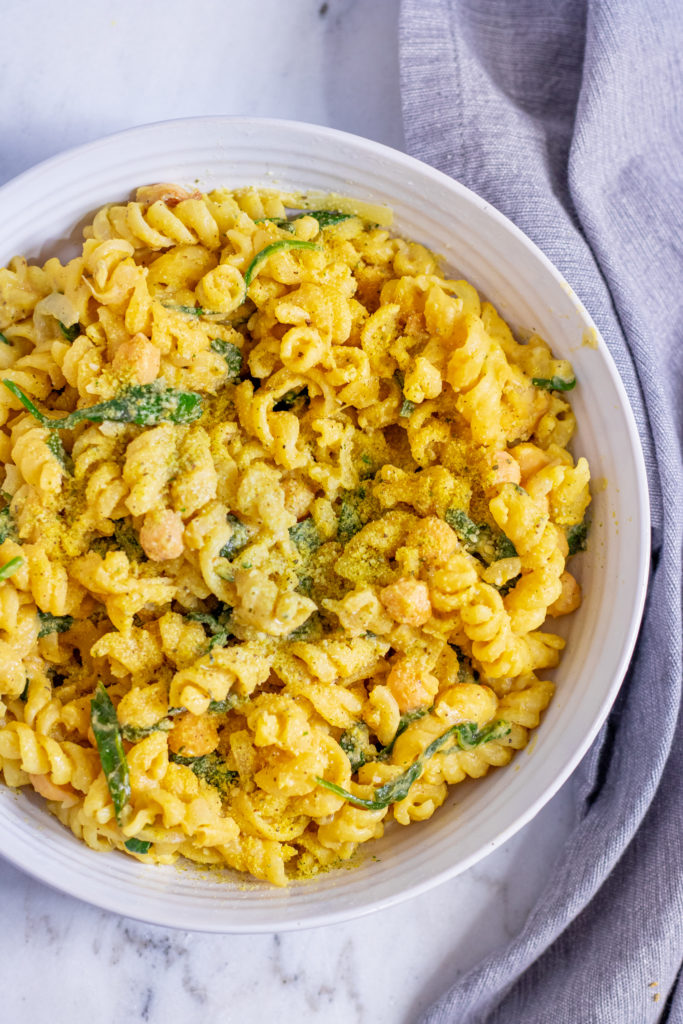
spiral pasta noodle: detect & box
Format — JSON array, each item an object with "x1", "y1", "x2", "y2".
[{"x1": 0, "y1": 183, "x2": 590, "y2": 885}]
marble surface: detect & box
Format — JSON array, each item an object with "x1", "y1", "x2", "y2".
[{"x1": 0, "y1": 1, "x2": 580, "y2": 1020}]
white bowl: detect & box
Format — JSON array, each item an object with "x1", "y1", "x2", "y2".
[{"x1": 0, "y1": 117, "x2": 649, "y2": 932}]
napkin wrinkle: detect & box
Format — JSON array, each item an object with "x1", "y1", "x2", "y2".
[{"x1": 400, "y1": 0, "x2": 683, "y2": 1020}]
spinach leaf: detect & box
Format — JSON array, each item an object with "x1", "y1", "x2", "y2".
[
  {"x1": 90, "y1": 683, "x2": 130, "y2": 825},
  {"x1": 124, "y1": 837, "x2": 151, "y2": 854},
  {"x1": 445, "y1": 508, "x2": 517, "y2": 566},
  {"x1": 0, "y1": 331, "x2": 11, "y2": 346},
  {"x1": 257, "y1": 216, "x2": 294, "y2": 233},
  {"x1": 302, "y1": 210, "x2": 352, "y2": 228},
  {"x1": 244, "y1": 239, "x2": 319, "y2": 292},
  {"x1": 273, "y1": 386, "x2": 309, "y2": 411},
  {"x1": 378, "y1": 706, "x2": 432, "y2": 760},
  {"x1": 337, "y1": 498, "x2": 363, "y2": 545},
  {"x1": 114, "y1": 521, "x2": 146, "y2": 562},
  {"x1": 445, "y1": 508, "x2": 480, "y2": 547},
  {"x1": 566, "y1": 519, "x2": 589, "y2": 556},
  {"x1": 289, "y1": 516, "x2": 322, "y2": 553},
  {"x1": 58, "y1": 321, "x2": 80, "y2": 343},
  {"x1": 0, "y1": 504, "x2": 17, "y2": 545},
  {"x1": 91, "y1": 520, "x2": 147, "y2": 563},
  {"x1": 317, "y1": 719, "x2": 511, "y2": 810},
  {"x1": 187, "y1": 604, "x2": 234, "y2": 652},
  {"x1": 219, "y1": 513, "x2": 250, "y2": 559},
  {"x1": 0, "y1": 555, "x2": 23, "y2": 581},
  {"x1": 497, "y1": 573, "x2": 521, "y2": 597},
  {"x1": 340, "y1": 722, "x2": 378, "y2": 772},
  {"x1": 169, "y1": 751, "x2": 238, "y2": 796},
  {"x1": 207, "y1": 694, "x2": 240, "y2": 714},
  {"x1": 531, "y1": 375, "x2": 576, "y2": 392},
  {"x1": 210, "y1": 339, "x2": 242, "y2": 379},
  {"x1": 267, "y1": 210, "x2": 351, "y2": 231},
  {"x1": 46, "y1": 434, "x2": 74, "y2": 475},
  {"x1": 2, "y1": 380, "x2": 203, "y2": 430},
  {"x1": 37, "y1": 611, "x2": 74, "y2": 638},
  {"x1": 161, "y1": 303, "x2": 227, "y2": 317},
  {"x1": 394, "y1": 370, "x2": 417, "y2": 418},
  {"x1": 120, "y1": 718, "x2": 174, "y2": 742},
  {"x1": 286, "y1": 611, "x2": 323, "y2": 642},
  {"x1": 450, "y1": 645, "x2": 480, "y2": 685}
]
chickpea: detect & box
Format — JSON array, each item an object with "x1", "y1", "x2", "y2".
[
  {"x1": 379, "y1": 577, "x2": 432, "y2": 626},
  {"x1": 408, "y1": 516, "x2": 459, "y2": 567},
  {"x1": 139, "y1": 508, "x2": 185, "y2": 562},
  {"x1": 168, "y1": 711, "x2": 219, "y2": 757},
  {"x1": 112, "y1": 333, "x2": 161, "y2": 385},
  {"x1": 509, "y1": 443, "x2": 549, "y2": 483},
  {"x1": 386, "y1": 659, "x2": 439, "y2": 713},
  {"x1": 489, "y1": 450, "x2": 521, "y2": 487},
  {"x1": 548, "y1": 571, "x2": 582, "y2": 616}
]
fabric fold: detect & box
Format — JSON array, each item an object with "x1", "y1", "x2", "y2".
[{"x1": 399, "y1": 1, "x2": 683, "y2": 1020}]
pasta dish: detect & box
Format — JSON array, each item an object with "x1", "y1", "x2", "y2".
[{"x1": 0, "y1": 184, "x2": 590, "y2": 884}]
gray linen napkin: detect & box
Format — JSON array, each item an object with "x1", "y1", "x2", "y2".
[{"x1": 399, "y1": 1, "x2": 683, "y2": 1021}]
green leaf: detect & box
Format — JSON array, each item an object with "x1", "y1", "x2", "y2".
[
  {"x1": 337, "y1": 499, "x2": 363, "y2": 545},
  {"x1": 19, "y1": 679, "x2": 29, "y2": 701},
  {"x1": 301, "y1": 210, "x2": 352, "y2": 229},
  {"x1": 444, "y1": 508, "x2": 517, "y2": 566},
  {"x1": 445, "y1": 508, "x2": 480, "y2": 546},
  {"x1": 169, "y1": 752, "x2": 238, "y2": 796},
  {"x1": 114, "y1": 521, "x2": 146, "y2": 562},
  {"x1": 286, "y1": 611, "x2": 323, "y2": 642},
  {"x1": 90, "y1": 683, "x2": 130, "y2": 824},
  {"x1": 400, "y1": 398, "x2": 416, "y2": 418},
  {"x1": 531, "y1": 375, "x2": 576, "y2": 392},
  {"x1": 187, "y1": 605, "x2": 234, "y2": 652},
  {"x1": 244, "y1": 239, "x2": 319, "y2": 292},
  {"x1": 0, "y1": 331, "x2": 11, "y2": 346},
  {"x1": 340, "y1": 722, "x2": 378, "y2": 772},
  {"x1": 210, "y1": 339, "x2": 243, "y2": 379},
  {"x1": 2, "y1": 380, "x2": 203, "y2": 430},
  {"x1": 58, "y1": 321, "x2": 80, "y2": 343},
  {"x1": 378, "y1": 706, "x2": 432, "y2": 760},
  {"x1": 273, "y1": 386, "x2": 308, "y2": 411},
  {"x1": 317, "y1": 719, "x2": 511, "y2": 810},
  {"x1": 37, "y1": 611, "x2": 74, "y2": 638},
  {"x1": 289, "y1": 516, "x2": 322, "y2": 553},
  {"x1": 0, "y1": 555, "x2": 23, "y2": 581},
  {"x1": 219, "y1": 513, "x2": 250, "y2": 559},
  {"x1": 91, "y1": 520, "x2": 147, "y2": 563},
  {"x1": 161, "y1": 303, "x2": 226, "y2": 318},
  {"x1": 120, "y1": 718, "x2": 174, "y2": 742},
  {"x1": 0, "y1": 505, "x2": 17, "y2": 545},
  {"x1": 566, "y1": 519, "x2": 589, "y2": 556},
  {"x1": 207, "y1": 694, "x2": 240, "y2": 714},
  {"x1": 267, "y1": 210, "x2": 352, "y2": 231},
  {"x1": 497, "y1": 573, "x2": 521, "y2": 597},
  {"x1": 495, "y1": 533, "x2": 518, "y2": 560},
  {"x1": 46, "y1": 433, "x2": 74, "y2": 475},
  {"x1": 450, "y1": 645, "x2": 480, "y2": 685},
  {"x1": 124, "y1": 837, "x2": 151, "y2": 854}
]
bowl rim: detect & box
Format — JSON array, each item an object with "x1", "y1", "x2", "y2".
[{"x1": 0, "y1": 115, "x2": 651, "y2": 931}]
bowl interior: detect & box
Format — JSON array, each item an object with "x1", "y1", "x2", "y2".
[{"x1": 0, "y1": 117, "x2": 649, "y2": 931}]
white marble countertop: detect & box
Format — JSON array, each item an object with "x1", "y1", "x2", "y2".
[{"x1": 0, "y1": 2, "x2": 580, "y2": 1019}]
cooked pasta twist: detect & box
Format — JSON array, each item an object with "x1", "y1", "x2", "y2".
[{"x1": 0, "y1": 182, "x2": 590, "y2": 884}]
